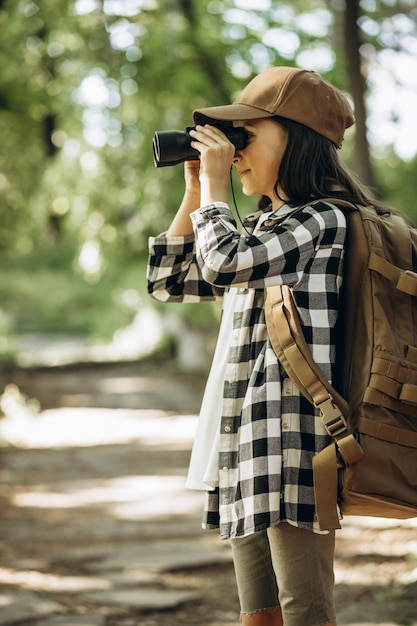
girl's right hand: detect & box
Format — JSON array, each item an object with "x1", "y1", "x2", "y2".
[
  {"x1": 184, "y1": 159, "x2": 201, "y2": 196},
  {"x1": 166, "y1": 160, "x2": 201, "y2": 237}
]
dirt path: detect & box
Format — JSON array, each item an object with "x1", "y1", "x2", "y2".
[{"x1": 0, "y1": 361, "x2": 416, "y2": 625}]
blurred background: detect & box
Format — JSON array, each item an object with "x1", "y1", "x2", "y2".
[
  {"x1": 0, "y1": 3, "x2": 417, "y2": 624},
  {"x1": 0, "y1": 0, "x2": 416, "y2": 373}
]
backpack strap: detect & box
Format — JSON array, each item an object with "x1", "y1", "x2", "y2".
[
  {"x1": 264, "y1": 284, "x2": 364, "y2": 530},
  {"x1": 369, "y1": 253, "x2": 417, "y2": 297}
]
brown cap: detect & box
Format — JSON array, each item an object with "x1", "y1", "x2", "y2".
[{"x1": 193, "y1": 67, "x2": 355, "y2": 147}]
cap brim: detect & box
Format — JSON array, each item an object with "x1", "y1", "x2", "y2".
[{"x1": 193, "y1": 103, "x2": 273, "y2": 125}]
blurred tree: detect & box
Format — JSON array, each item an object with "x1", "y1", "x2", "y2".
[
  {"x1": 0, "y1": 0, "x2": 415, "y2": 342},
  {"x1": 1, "y1": 0, "x2": 416, "y2": 253},
  {"x1": 344, "y1": 0, "x2": 377, "y2": 190},
  {"x1": 341, "y1": 0, "x2": 417, "y2": 199}
]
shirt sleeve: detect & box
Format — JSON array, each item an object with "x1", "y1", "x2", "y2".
[
  {"x1": 147, "y1": 232, "x2": 224, "y2": 303},
  {"x1": 190, "y1": 202, "x2": 346, "y2": 290}
]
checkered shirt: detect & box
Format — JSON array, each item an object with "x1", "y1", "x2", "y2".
[{"x1": 147, "y1": 200, "x2": 346, "y2": 538}]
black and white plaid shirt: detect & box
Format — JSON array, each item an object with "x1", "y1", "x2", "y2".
[{"x1": 147, "y1": 200, "x2": 346, "y2": 538}]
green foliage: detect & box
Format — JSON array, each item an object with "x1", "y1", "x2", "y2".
[
  {"x1": 375, "y1": 151, "x2": 417, "y2": 223},
  {"x1": 0, "y1": 0, "x2": 415, "y2": 350},
  {"x1": 0, "y1": 243, "x2": 148, "y2": 339}
]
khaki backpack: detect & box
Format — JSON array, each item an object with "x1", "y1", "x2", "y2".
[{"x1": 265, "y1": 200, "x2": 417, "y2": 531}]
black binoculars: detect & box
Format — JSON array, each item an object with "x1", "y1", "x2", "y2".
[{"x1": 152, "y1": 126, "x2": 249, "y2": 167}]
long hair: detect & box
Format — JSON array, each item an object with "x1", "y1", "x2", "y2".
[{"x1": 258, "y1": 116, "x2": 380, "y2": 211}]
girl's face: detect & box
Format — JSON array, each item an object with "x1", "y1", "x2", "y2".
[{"x1": 233, "y1": 118, "x2": 288, "y2": 209}]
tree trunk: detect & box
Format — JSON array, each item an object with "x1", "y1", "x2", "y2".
[
  {"x1": 177, "y1": 0, "x2": 231, "y2": 102},
  {"x1": 344, "y1": 0, "x2": 378, "y2": 192}
]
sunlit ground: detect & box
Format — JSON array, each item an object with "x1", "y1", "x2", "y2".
[
  {"x1": 0, "y1": 569, "x2": 111, "y2": 593},
  {"x1": 0, "y1": 382, "x2": 204, "y2": 523},
  {"x1": 0, "y1": 382, "x2": 416, "y2": 624},
  {"x1": 1, "y1": 401, "x2": 197, "y2": 448}
]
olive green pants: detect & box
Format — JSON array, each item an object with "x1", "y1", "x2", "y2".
[{"x1": 231, "y1": 523, "x2": 336, "y2": 626}]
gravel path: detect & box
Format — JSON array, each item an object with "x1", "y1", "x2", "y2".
[{"x1": 0, "y1": 361, "x2": 415, "y2": 625}]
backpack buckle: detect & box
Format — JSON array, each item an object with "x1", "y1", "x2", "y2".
[{"x1": 316, "y1": 398, "x2": 348, "y2": 438}]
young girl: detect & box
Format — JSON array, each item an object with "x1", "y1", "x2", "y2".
[{"x1": 147, "y1": 67, "x2": 375, "y2": 626}]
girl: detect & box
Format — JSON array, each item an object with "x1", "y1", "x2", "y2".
[{"x1": 147, "y1": 67, "x2": 375, "y2": 626}]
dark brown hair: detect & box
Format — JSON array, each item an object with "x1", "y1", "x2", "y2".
[{"x1": 258, "y1": 116, "x2": 380, "y2": 211}]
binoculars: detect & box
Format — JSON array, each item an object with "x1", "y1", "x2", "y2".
[{"x1": 152, "y1": 126, "x2": 249, "y2": 167}]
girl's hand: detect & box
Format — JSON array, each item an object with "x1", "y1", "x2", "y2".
[
  {"x1": 166, "y1": 160, "x2": 200, "y2": 237},
  {"x1": 184, "y1": 158, "x2": 201, "y2": 196},
  {"x1": 189, "y1": 125, "x2": 235, "y2": 204}
]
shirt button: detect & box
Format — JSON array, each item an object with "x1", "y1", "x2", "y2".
[
  {"x1": 222, "y1": 466, "x2": 229, "y2": 473},
  {"x1": 224, "y1": 425, "x2": 231, "y2": 433},
  {"x1": 282, "y1": 422, "x2": 289, "y2": 430}
]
